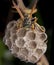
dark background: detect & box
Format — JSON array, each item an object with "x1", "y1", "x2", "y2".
[{"x1": 0, "y1": 0, "x2": 53, "y2": 65}]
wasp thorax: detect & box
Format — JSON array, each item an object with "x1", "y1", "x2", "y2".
[{"x1": 3, "y1": 19, "x2": 47, "y2": 63}]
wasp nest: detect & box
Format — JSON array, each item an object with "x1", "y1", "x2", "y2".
[{"x1": 3, "y1": 20, "x2": 47, "y2": 63}]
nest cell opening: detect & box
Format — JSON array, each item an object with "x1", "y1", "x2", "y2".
[
  {"x1": 39, "y1": 33, "x2": 47, "y2": 41},
  {"x1": 27, "y1": 31, "x2": 36, "y2": 40},
  {"x1": 28, "y1": 41, "x2": 37, "y2": 49},
  {"x1": 15, "y1": 38, "x2": 25, "y2": 48},
  {"x1": 17, "y1": 28, "x2": 26, "y2": 37},
  {"x1": 36, "y1": 49, "x2": 43, "y2": 55}
]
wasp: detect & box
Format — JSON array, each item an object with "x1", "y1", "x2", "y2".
[{"x1": 12, "y1": 0, "x2": 45, "y2": 31}]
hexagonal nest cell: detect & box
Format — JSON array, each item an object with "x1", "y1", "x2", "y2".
[
  {"x1": 15, "y1": 38, "x2": 25, "y2": 48},
  {"x1": 28, "y1": 41, "x2": 37, "y2": 49},
  {"x1": 39, "y1": 33, "x2": 47, "y2": 41},
  {"x1": 16, "y1": 28, "x2": 27, "y2": 37},
  {"x1": 29, "y1": 55, "x2": 37, "y2": 63},
  {"x1": 26, "y1": 31, "x2": 36, "y2": 40}
]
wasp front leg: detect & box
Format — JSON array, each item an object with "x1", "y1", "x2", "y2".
[
  {"x1": 34, "y1": 17, "x2": 38, "y2": 24},
  {"x1": 31, "y1": 17, "x2": 38, "y2": 30}
]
